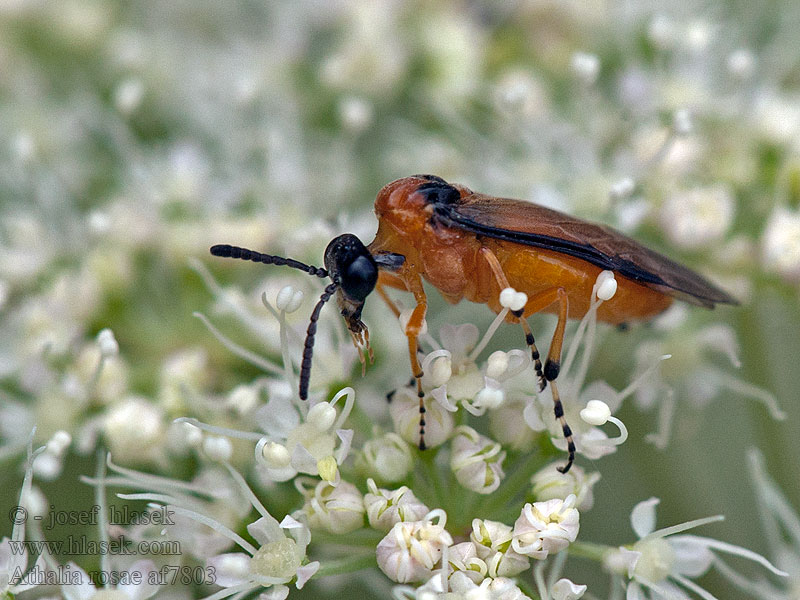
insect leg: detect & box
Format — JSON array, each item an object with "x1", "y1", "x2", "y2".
[
  {"x1": 520, "y1": 287, "x2": 574, "y2": 473},
  {"x1": 479, "y1": 248, "x2": 545, "y2": 388},
  {"x1": 402, "y1": 277, "x2": 429, "y2": 450}
]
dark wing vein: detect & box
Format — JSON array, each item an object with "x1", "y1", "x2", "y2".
[{"x1": 434, "y1": 195, "x2": 737, "y2": 307}]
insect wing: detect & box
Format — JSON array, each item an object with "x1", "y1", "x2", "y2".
[{"x1": 434, "y1": 193, "x2": 736, "y2": 307}]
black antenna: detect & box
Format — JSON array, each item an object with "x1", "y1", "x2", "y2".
[
  {"x1": 210, "y1": 245, "x2": 329, "y2": 278},
  {"x1": 299, "y1": 283, "x2": 339, "y2": 400}
]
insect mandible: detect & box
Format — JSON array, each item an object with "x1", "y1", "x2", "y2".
[{"x1": 210, "y1": 174, "x2": 737, "y2": 473}]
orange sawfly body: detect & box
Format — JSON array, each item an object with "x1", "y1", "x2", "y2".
[{"x1": 211, "y1": 174, "x2": 736, "y2": 472}]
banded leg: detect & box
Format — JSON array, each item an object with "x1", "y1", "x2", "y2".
[
  {"x1": 479, "y1": 248, "x2": 545, "y2": 389},
  {"x1": 404, "y1": 287, "x2": 429, "y2": 450},
  {"x1": 480, "y1": 248, "x2": 574, "y2": 472}
]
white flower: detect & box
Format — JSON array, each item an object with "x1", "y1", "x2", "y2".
[
  {"x1": 358, "y1": 432, "x2": 414, "y2": 483},
  {"x1": 762, "y1": 207, "x2": 800, "y2": 282},
  {"x1": 530, "y1": 462, "x2": 601, "y2": 512},
  {"x1": 450, "y1": 426, "x2": 506, "y2": 495},
  {"x1": 446, "y1": 542, "x2": 488, "y2": 587},
  {"x1": 470, "y1": 519, "x2": 530, "y2": 577},
  {"x1": 103, "y1": 397, "x2": 165, "y2": 465},
  {"x1": 364, "y1": 479, "x2": 430, "y2": 531},
  {"x1": 511, "y1": 496, "x2": 580, "y2": 560},
  {"x1": 605, "y1": 497, "x2": 787, "y2": 599},
  {"x1": 299, "y1": 479, "x2": 365, "y2": 534},
  {"x1": 115, "y1": 460, "x2": 319, "y2": 596},
  {"x1": 746, "y1": 449, "x2": 800, "y2": 597},
  {"x1": 376, "y1": 510, "x2": 453, "y2": 583},
  {"x1": 551, "y1": 578, "x2": 587, "y2": 600},
  {"x1": 660, "y1": 185, "x2": 734, "y2": 249},
  {"x1": 61, "y1": 560, "x2": 158, "y2": 600}
]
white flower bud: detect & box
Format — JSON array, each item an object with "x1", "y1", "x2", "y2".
[
  {"x1": 450, "y1": 427, "x2": 506, "y2": 494},
  {"x1": 96, "y1": 328, "x2": 119, "y2": 358},
  {"x1": 531, "y1": 463, "x2": 601, "y2": 512},
  {"x1": 179, "y1": 421, "x2": 203, "y2": 448},
  {"x1": 390, "y1": 389, "x2": 453, "y2": 449},
  {"x1": 762, "y1": 208, "x2": 800, "y2": 281},
  {"x1": 473, "y1": 387, "x2": 505, "y2": 411},
  {"x1": 203, "y1": 436, "x2": 233, "y2": 462},
  {"x1": 552, "y1": 578, "x2": 587, "y2": 600},
  {"x1": 580, "y1": 399, "x2": 612, "y2": 425},
  {"x1": 358, "y1": 433, "x2": 414, "y2": 483},
  {"x1": 609, "y1": 177, "x2": 635, "y2": 200},
  {"x1": 32, "y1": 453, "x2": 61, "y2": 480},
  {"x1": 486, "y1": 351, "x2": 509, "y2": 379},
  {"x1": 262, "y1": 441, "x2": 291, "y2": 468},
  {"x1": 471, "y1": 519, "x2": 530, "y2": 577},
  {"x1": 46, "y1": 430, "x2": 72, "y2": 456},
  {"x1": 114, "y1": 78, "x2": 144, "y2": 115},
  {"x1": 339, "y1": 96, "x2": 374, "y2": 132},
  {"x1": 447, "y1": 542, "x2": 487, "y2": 586},
  {"x1": 727, "y1": 49, "x2": 755, "y2": 79},
  {"x1": 302, "y1": 480, "x2": 364, "y2": 534},
  {"x1": 511, "y1": 496, "x2": 580, "y2": 559},
  {"x1": 306, "y1": 402, "x2": 337, "y2": 432},
  {"x1": 499, "y1": 288, "x2": 527, "y2": 312},
  {"x1": 364, "y1": 479, "x2": 430, "y2": 531},
  {"x1": 226, "y1": 384, "x2": 260, "y2": 415},
  {"x1": 647, "y1": 14, "x2": 675, "y2": 50},
  {"x1": 376, "y1": 511, "x2": 453, "y2": 583},
  {"x1": 595, "y1": 271, "x2": 617, "y2": 301},
  {"x1": 276, "y1": 285, "x2": 304, "y2": 313},
  {"x1": 570, "y1": 52, "x2": 600, "y2": 85},
  {"x1": 673, "y1": 108, "x2": 693, "y2": 136},
  {"x1": 428, "y1": 355, "x2": 452, "y2": 388},
  {"x1": 104, "y1": 397, "x2": 164, "y2": 464}
]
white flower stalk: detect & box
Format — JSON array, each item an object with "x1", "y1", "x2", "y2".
[
  {"x1": 377, "y1": 509, "x2": 454, "y2": 584},
  {"x1": 298, "y1": 478, "x2": 365, "y2": 534},
  {"x1": 450, "y1": 426, "x2": 506, "y2": 495},
  {"x1": 1, "y1": 432, "x2": 48, "y2": 598},
  {"x1": 531, "y1": 462, "x2": 601, "y2": 512},
  {"x1": 390, "y1": 387, "x2": 454, "y2": 449},
  {"x1": 118, "y1": 460, "x2": 319, "y2": 596},
  {"x1": 605, "y1": 497, "x2": 787, "y2": 599},
  {"x1": 180, "y1": 385, "x2": 356, "y2": 483},
  {"x1": 357, "y1": 432, "x2": 414, "y2": 483},
  {"x1": 743, "y1": 449, "x2": 800, "y2": 598},
  {"x1": 634, "y1": 321, "x2": 784, "y2": 448},
  {"x1": 523, "y1": 271, "x2": 641, "y2": 461},
  {"x1": 365, "y1": 479, "x2": 431, "y2": 531},
  {"x1": 470, "y1": 519, "x2": 530, "y2": 577},
  {"x1": 91, "y1": 456, "x2": 251, "y2": 560},
  {"x1": 511, "y1": 496, "x2": 580, "y2": 560}
]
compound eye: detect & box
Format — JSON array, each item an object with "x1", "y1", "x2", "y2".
[{"x1": 342, "y1": 255, "x2": 378, "y2": 302}]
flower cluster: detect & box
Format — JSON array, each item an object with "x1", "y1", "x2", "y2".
[{"x1": 1, "y1": 1, "x2": 798, "y2": 599}]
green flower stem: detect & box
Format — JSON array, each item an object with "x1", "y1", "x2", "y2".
[
  {"x1": 569, "y1": 541, "x2": 611, "y2": 562},
  {"x1": 516, "y1": 575, "x2": 542, "y2": 600},
  {"x1": 474, "y1": 451, "x2": 545, "y2": 519},
  {"x1": 314, "y1": 552, "x2": 377, "y2": 577}
]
